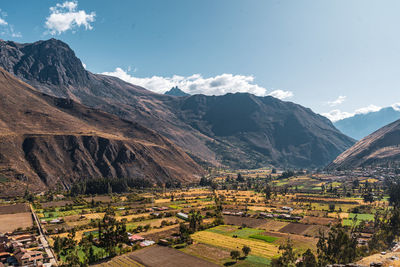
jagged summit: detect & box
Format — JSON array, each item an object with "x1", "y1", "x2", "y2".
[{"x1": 164, "y1": 86, "x2": 190, "y2": 97}]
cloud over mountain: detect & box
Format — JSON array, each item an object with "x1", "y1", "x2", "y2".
[
  {"x1": 101, "y1": 67, "x2": 293, "y2": 99},
  {"x1": 45, "y1": 1, "x2": 95, "y2": 35}
]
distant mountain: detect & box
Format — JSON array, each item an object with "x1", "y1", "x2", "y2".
[
  {"x1": 334, "y1": 107, "x2": 400, "y2": 140},
  {"x1": 176, "y1": 93, "x2": 355, "y2": 168},
  {"x1": 0, "y1": 38, "x2": 355, "y2": 169},
  {"x1": 329, "y1": 119, "x2": 400, "y2": 169},
  {"x1": 164, "y1": 86, "x2": 190, "y2": 97},
  {"x1": 0, "y1": 67, "x2": 203, "y2": 196}
]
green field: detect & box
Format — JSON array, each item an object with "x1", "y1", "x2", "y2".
[
  {"x1": 207, "y1": 225, "x2": 264, "y2": 239},
  {"x1": 0, "y1": 175, "x2": 9, "y2": 183},
  {"x1": 230, "y1": 227, "x2": 264, "y2": 238},
  {"x1": 59, "y1": 245, "x2": 106, "y2": 263},
  {"x1": 249, "y1": 234, "x2": 278, "y2": 243},
  {"x1": 342, "y1": 213, "x2": 374, "y2": 226},
  {"x1": 235, "y1": 255, "x2": 272, "y2": 267},
  {"x1": 39, "y1": 206, "x2": 87, "y2": 221}
]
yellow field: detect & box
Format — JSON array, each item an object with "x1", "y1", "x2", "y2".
[
  {"x1": 154, "y1": 198, "x2": 171, "y2": 204},
  {"x1": 327, "y1": 212, "x2": 349, "y2": 219},
  {"x1": 116, "y1": 212, "x2": 152, "y2": 221},
  {"x1": 94, "y1": 253, "x2": 144, "y2": 267},
  {"x1": 247, "y1": 206, "x2": 268, "y2": 211},
  {"x1": 290, "y1": 176, "x2": 312, "y2": 181},
  {"x1": 142, "y1": 224, "x2": 178, "y2": 235},
  {"x1": 361, "y1": 178, "x2": 379, "y2": 183},
  {"x1": 258, "y1": 220, "x2": 289, "y2": 232},
  {"x1": 164, "y1": 188, "x2": 210, "y2": 197},
  {"x1": 191, "y1": 231, "x2": 279, "y2": 258},
  {"x1": 51, "y1": 227, "x2": 97, "y2": 242},
  {"x1": 84, "y1": 213, "x2": 105, "y2": 220},
  {"x1": 64, "y1": 213, "x2": 105, "y2": 227}
]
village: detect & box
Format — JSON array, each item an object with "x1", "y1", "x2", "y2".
[{"x1": 0, "y1": 167, "x2": 399, "y2": 266}]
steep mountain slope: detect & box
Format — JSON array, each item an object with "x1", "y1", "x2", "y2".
[
  {"x1": 329, "y1": 119, "x2": 400, "y2": 169},
  {"x1": 0, "y1": 38, "x2": 355, "y2": 169},
  {"x1": 334, "y1": 107, "x2": 400, "y2": 140},
  {"x1": 0, "y1": 67, "x2": 203, "y2": 196},
  {"x1": 175, "y1": 93, "x2": 354, "y2": 168},
  {"x1": 0, "y1": 38, "x2": 218, "y2": 165},
  {"x1": 164, "y1": 86, "x2": 190, "y2": 96}
]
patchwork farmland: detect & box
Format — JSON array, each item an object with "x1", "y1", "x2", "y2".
[{"x1": 0, "y1": 168, "x2": 396, "y2": 266}]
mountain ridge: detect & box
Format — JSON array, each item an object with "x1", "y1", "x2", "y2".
[
  {"x1": 0, "y1": 38, "x2": 355, "y2": 169},
  {"x1": 329, "y1": 119, "x2": 400, "y2": 169}
]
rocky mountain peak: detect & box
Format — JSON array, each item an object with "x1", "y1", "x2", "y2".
[
  {"x1": 164, "y1": 86, "x2": 190, "y2": 97},
  {"x1": 0, "y1": 38, "x2": 88, "y2": 88}
]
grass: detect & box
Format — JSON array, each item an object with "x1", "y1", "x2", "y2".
[
  {"x1": 38, "y1": 206, "x2": 87, "y2": 220},
  {"x1": 274, "y1": 179, "x2": 289, "y2": 186},
  {"x1": 0, "y1": 175, "x2": 9, "y2": 183},
  {"x1": 169, "y1": 205, "x2": 182, "y2": 209},
  {"x1": 230, "y1": 228, "x2": 264, "y2": 238},
  {"x1": 342, "y1": 213, "x2": 374, "y2": 226},
  {"x1": 207, "y1": 225, "x2": 264, "y2": 239},
  {"x1": 59, "y1": 245, "x2": 106, "y2": 263},
  {"x1": 249, "y1": 234, "x2": 278, "y2": 243},
  {"x1": 207, "y1": 225, "x2": 237, "y2": 235},
  {"x1": 349, "y1": 213, "x2": 374, "y2": 220},
  {"x1": 330, "y1": 182, "x2": 342, "y2": 187},
  {"x1": 84, "y1": 230, "x2": 99, "y2": 237},
  {"x1": 236, "y1": 255, "x2": 272, "y2": 267}
]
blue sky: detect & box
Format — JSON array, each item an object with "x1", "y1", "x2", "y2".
[{"x1": 1, "y1": 0, "x2": 400, "y2": 121}]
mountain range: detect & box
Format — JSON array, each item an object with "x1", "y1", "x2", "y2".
[
  {"x1": 0, "y1": 67, "x2": 203, "y2": 196},
  {"x1": 330, "y1": 119, "x2": 400, "y2": 169},
  {"x1": 334, "y1": 107, "x2": 400, "y2": 140},
  {"x1": 0, "y1": 38, "x2": 356, "y2": 170}
]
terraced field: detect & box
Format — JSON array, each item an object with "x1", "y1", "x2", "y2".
[
  {"x1": 191, "y1": 231, "x2": 279, "y2": 258},
  {"x1": 94, "y1": 254, "x2": 143, "y2": 267}
]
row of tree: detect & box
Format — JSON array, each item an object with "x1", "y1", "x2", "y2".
[
  {"x1": 69, "y1": 177, "x2": 154, "y2": 195},
  {"x1": 272, "y1": 224, "x2": 358, "y2": 267}
]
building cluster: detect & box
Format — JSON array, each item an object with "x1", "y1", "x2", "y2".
[
  {"x1": 223, "y1": 205, "x2": 302, "y2": 221},
  {"x1": 127, "y1": 233, "x2": 155, "y2": 247},
  {"x1": 0, "y1": 233, "x2": 48, "y2": 267},
  {"x1": 328, "y1": 167, "x2": 399, "y2": 181}
]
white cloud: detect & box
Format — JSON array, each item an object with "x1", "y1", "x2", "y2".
[
  {"x1": 326, "y1": 95, "x2": 346, "y2": 107},
  {"x1": 354, "y1": 104, "x2": 382, "y2": 115},
  {"x1": 322, "y1": 104, "x2": 382, "y2": 122},
  {"x1": 391, "y1": 103, "x2": 400, "y2": 111},
  {"x1": 101, "y1": 67, "x2": 293, "y2": 99},
  {"x1": 0, "y1": 9, "x2": 21, "y2": 38},
  {"x1": 268, "y1": 89, "x2": 293, "y2": 100},
  {"x1": 322, "y1": 110, "x2": 354, "y2": 122},
  {"x1": 82, "y1": 62, "x2": 87, "y2": 69},
  {"x1": 45, "y1": 1, "x2": 95, "y2": 35},
  {"x1": 0, "y1": 18, "x2": 7, "y2": 26}
]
